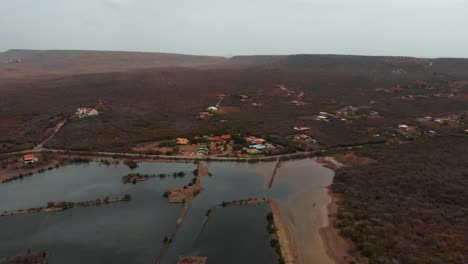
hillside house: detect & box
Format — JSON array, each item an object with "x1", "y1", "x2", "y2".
[
  {"x1": 245, "y1": 136, "x2": 266, "y2": 145},
  {"x1": 198, "y1": 112, "x2": 213, "y2": 119},
  {"x1": 292, "y1": 134, "x2": 315, "y2": 143},
  {"x1": 249, "y1": 144, "x2": 266, "y2": 150},
  {"x1": 207, "y1": 106, "x2": 218, "y2": 112},
  {"x1": 76, "y1": 108, "x2": 99, "y2": 118},
  {"x1": 19, "y1": 154, "x2": 38, "y2": 164},
  {"x1": 208, "y1": 136, "x2": 222, "y2": 142},
  {"x1": 220, "y1": 134, "x2": 232, "y2": 140},
  {"x1": 293, "y1": 126, "x2": 310, "y2": 131},
  {"x1": 176, "y1": 138, "x2": 190, "y2": 145}
]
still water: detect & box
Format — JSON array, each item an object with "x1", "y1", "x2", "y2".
[{"x1": 0, "y1": 159, "x2": 333, "y2": 264}]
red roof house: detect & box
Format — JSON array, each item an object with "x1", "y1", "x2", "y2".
[
  {"x1": 22, "y1": 154, "x2": 38, "y2": 163},
  {"x1": 221, "y1": 134, "x2": 231, "y2": 140}
]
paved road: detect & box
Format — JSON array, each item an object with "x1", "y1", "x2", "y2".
[{"x1": 2, "y1": 141, "x2": 386, "y2": 162}]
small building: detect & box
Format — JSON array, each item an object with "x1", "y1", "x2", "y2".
[
  {"x1": 245, "y1": 136, "x2": 265, "y2": 145},
  {"x1": 247, "y1": 149, "x2": 262, "y2": 155},
  {"x1": 293, "y1": 126, "x2": 310, "y2": 131},
  {"x1": 198, "y1": 112, "x2": 213, "y2": 119},
  {"x1": 76, "y1": 107, "x2": 99, "y2": 118},
  {"x1": 249, "y1": 144, "x2": 266, "y2": 150},
  {"x1": 398, "y1": 124, "x2": 409, "y2": 129},
  {"x1": 207, "y1": 106, "x2": 218, "y2": 112},
  {"x1": 197, "y1": 147, "x2": 209, "y2": 154},
  {"x1": 176, "y1": 138, "x2": 190, "y2": 145},
  {"x1": 240, "y1": 94, "x2": 249, "y2": 100},
  {"x1": 293, "y1": 134, "x2": 311, "y2": 142},
  {"x1": 221, "y1": 134, "x2": 232, "y2": 140},
  {"x1": 20, "y1": 154, "x2": 38, "y2": 164},
  {"x1": 208, "y1": 136, "x2": 222, "y2": 142}
]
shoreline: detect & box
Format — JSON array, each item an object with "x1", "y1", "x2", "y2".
[
  {"x1": 270, "y1": 200, "x2": 297, "y2": 264},
  {"x1": 319, "y1": 187, "x2": 354, "y2": 264}
]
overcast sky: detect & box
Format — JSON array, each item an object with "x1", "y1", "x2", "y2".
[{"x1": 1, "y1": 0, "x2": 467, "y2": 58}]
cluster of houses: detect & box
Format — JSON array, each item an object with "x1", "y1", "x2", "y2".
[
  {"x1": 244, "y1": 136, "x2": 275, "y2": 155},
  {"x1": 335, "y1": 106, "x2": 379, "y2": 119},
  {"x1": 76, "y1": 107, "x2": 99, "y2": 118},
  {"x1": 419, "y1": 113, "x2": 466, "y2": 126},
  {"x1": 172, "y1": 134, "x2": 276, "y2": 156}
]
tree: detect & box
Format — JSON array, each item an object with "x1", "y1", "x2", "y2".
[{"x1": 124, "y1": 160, "x2": 138, "y2": 169}]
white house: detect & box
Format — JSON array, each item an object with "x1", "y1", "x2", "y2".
[{"x1": 76, "y1": 108, "x2": 99, "y2": 118}]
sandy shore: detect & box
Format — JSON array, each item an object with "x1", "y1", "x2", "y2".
[
  {"x1": 270, "y1": 200, "x2": 297, "y2": 264},
  {"x1": 197, "y1": 161, "x2": 210, "y2": 176},
  {"x1": 319, "y1": 187, "x2": 355, "y2": 264}
]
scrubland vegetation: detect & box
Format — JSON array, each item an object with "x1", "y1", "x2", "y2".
[{"x1": 332, "y1": 136, "x2": 468, "y2": 264}]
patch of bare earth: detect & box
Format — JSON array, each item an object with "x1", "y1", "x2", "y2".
[
  {"x1": 197, "y1": 161, "x2": 210, "y2": 176},
  {"x1": 166, "y1": 182, "x2": 202, "y2": 203},
  {"x1": 315, "y1": 157, "x2": 343, "y2": 170},
  {"x1": 334, "y1": 153, "x2": 376, "y2": 167},
  {"x1": 218, "y1": 106, "x2": 241, "y2": 114},
  {"x1": 317, "y1": 153, "x2": 376, "y2": 171},
  {"x1": 177, "y1": 256, "x2": 207, "y2": 264},
  {"x1": 166, "y1": 162, "x2": 209, "y2": 203}
]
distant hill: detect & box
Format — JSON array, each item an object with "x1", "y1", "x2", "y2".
[
  {"x1": 0, "y1": 49, "x2": 227, "y2": 80},
  {"x1": 2, "y1": 50, "x2": 468, "y2": 81}
]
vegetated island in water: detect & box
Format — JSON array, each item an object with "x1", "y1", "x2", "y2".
[
  {"x1": 121, "y1": 171, "x2": 186, "y2": 184},
  {"x1": 0, "y1": 194, "x2": 131, "y2": 217},
  {"x1": 1, "y1": 250, "x2": 49, "y2": 264},
  {"x1": 177, "y1": 256, "x2": 207, "y2": 264}
]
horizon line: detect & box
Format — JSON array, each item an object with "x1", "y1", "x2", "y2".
[{"x1": 2, "y1": 48, "x2": 468, "y2": 60}]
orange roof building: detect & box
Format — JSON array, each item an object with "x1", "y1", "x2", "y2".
[
  {"x1": 176, "y1": 138, "x2": 190, "y2": 145},
  {"x1": 221, "y1": 134, "x2": 231, "y2": 140}
]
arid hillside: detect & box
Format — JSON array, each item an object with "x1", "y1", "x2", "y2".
[
  {"x1": 0, "y1": 50, "x2": 467, "y2": 153},
  {"x1": 0, "y1": 49, "x2": 226, "y2": 81}
]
